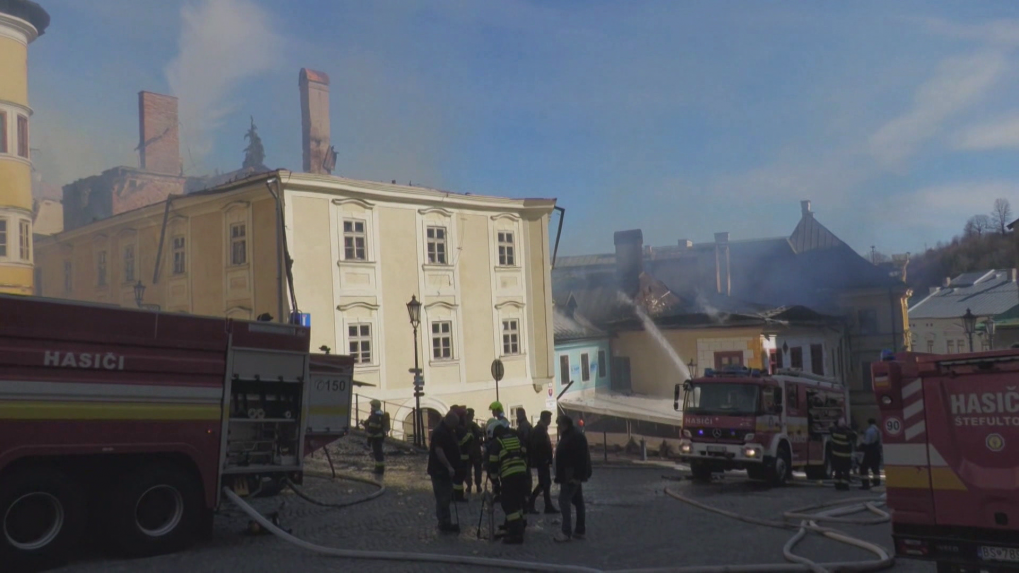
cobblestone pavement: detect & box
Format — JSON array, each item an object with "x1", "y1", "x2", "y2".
[{"x1": 56, "y1": 438, "x2": 934, "y2": 573}]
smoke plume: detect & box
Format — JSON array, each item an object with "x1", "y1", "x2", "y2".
[{"x1": 164, "y1": 0, "x2": 284, "y2": 171}]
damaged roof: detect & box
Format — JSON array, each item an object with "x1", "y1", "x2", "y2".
[{"x1": 553, "y1": 305, "x2": 607, "y2": 342}]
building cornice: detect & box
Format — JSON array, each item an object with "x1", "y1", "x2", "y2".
[{"x1": 0, "y1": 11, "x2": 38, "y2": 45}]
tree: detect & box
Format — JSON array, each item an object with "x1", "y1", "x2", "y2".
[
  {"x1": 243, "y1": 116, "x2": 266, "y2": 170},
  {"x1": 992, "y1": 198, "x2": 1013, "y2": 234},
  {"x1": 964, "y1": 214, "x2": 993, "y2": 238}
]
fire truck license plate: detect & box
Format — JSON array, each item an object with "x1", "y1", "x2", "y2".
[
  {"x1": 706, "y1": 446, "x2": 726, "y2": 453},
  {"x1": 979, "y1": 546, "x2": 1019, "y2": 563}
]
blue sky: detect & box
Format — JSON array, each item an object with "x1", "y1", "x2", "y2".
[{"x1": 26, "y1": 0, "x2": 1019, "y2": 256}]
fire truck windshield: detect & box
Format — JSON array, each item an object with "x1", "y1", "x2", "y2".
[{"x1": 684, "y1": 383, "x2": 760, "y2": 416}]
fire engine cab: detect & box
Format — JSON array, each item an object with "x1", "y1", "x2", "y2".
[{"x1": 675, "y1": 366, "x2": 849, "y2": 484}]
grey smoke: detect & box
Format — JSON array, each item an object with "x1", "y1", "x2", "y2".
[{"x1": 164, "y1": 0, "x2": 284, "y2": 170}]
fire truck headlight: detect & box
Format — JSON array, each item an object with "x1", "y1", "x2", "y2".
[
  {"x1": 682, "y1": 429, "x2": 692, "y2": 438},
  {"x1": 743, "y1": 433, "x2": 755, "y2": 442},
  {"x1": 743, "y1": 447, "x2": 761, "y2": 458},
  {"x1": 880, "y1": 395, "x2": 892, "y2": 406},
  {"x1": 681, "y1": 442, "x2": 692, "y2": 454}
]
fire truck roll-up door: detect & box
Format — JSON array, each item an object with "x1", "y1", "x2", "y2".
[
  {"x1": 304, "y1": 354, "x2": 356, "y2": 455},
  {"x1": 220, "y1": 322, "x2": 311, "y2": 498}
]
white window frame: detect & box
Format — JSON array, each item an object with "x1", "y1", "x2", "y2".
[
  {"x1": 497, "y1": 231, "x2": 516, "y2": 266},
  {"x1": 348, "y1": 322, "x2": 373, "y2": 364},
  {"x1": 502, "y1": 318, "x2": 520, "y2": 356},
  {"x1": 16, "y1": 114, "x2": 28, "y2": 159},
  {"x1": 18, "y1": 219, "x2": 29, "y2": 261},
  {"x1": 431, "y1": 320, "x2": 454, "y2": 361},
  {"x1": 172, "y1": 235, "x2": 186, "y2": 275},
  {"x1": 426, "y1": 225, "x2": 448, "y2": 265},
  {"x1": 342, "y1": 218, "x2": 368, "y2": 261},
  {"x1": 122, "y1": 243, "x2": 136, "y2": 283},
  {"x1": 229, "y1": 222, "x2": 247, "y2": 266}
]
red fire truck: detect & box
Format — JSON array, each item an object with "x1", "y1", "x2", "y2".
[
  {"x1": 873, "y1": 351, "x2": 1019, "y2": 573},
  {"x1": 675, "y1": 366, "x2": 849, "y2": 484},
  {"x1": 0, "y1": 294, "x2": 354, "y2": 572}
]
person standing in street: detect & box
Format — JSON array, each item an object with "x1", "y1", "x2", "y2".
[
  {"x1": 488, "y1": 422, "x2": 529, "y2": 544},
  {"x1": 428, "y1": 411, "x2": 462, "y2": 533},
  {"x1": 364, "y1": 399, "x2": 386, "y2": 474},
  {"x1": 830, "y1": 418, "x2": 856, "y2": 491},
  {"x1": 859, "y1": 418, "x2": 882, "y2": 490},
  {"x1": 451, "y1": 405, "x2": 470, "y2": 502},
  {"x1": 515, "y1": 408, "x2": 534, "y2": 513},
  {"x1": 554, "y1": 414, "x2": 591, "y2": 542},
  {"x1": 527, "y1": 410, "x2": 558, "y2": 514},
  {"x1": 465, "y1": 408, "x2": 484, "y2": 495}
]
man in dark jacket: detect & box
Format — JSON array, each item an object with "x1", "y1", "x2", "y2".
[
  {"x1": 364, "y1": 399, "x2": 386, "y2": 474},
  {"x1": 428, "y1": 411, "x2": 462, "y2": 533},
  {"x1": 452, "y1": 405, "x2": 471, "y2": 502},
  {"x1": 488, "y1": 423, "x2": 529, "y2": 544},
  {"x1": 830, "y1": 418, "x2": 856, "y2": 491},
  {"x1": 515, "y1": 408, "x2": 534, "y2": 512},
  {"x1": 527, "y1": 410, "x2": 558, "y2": 514},
  {"x1": 553, "y1": 414, "x2": 591, "y2": 542},
  {"x1": 465, "y1": 408, "x2": 484, "y2": 495}
]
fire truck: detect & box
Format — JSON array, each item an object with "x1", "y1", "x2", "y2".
[
  {"x1": 674, "y1": 366, "x2": 849, "y2": 484},
  {"x1": 873, "y1": 350, "x2": 1019, "y2": 573},
  {"x1": 0, "y1": 294, "x2": 354, "y2": 572}
]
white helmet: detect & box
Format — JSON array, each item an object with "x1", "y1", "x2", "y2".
[{"x1": 486, "y1": 417, "x2": 509, "y2": 439}]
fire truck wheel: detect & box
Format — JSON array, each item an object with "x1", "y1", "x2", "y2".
[
  {"x1": 0, "y1": 467, "x2": 86, "y2": 572},
  {"x1": 769, "y1": 444, "x2": 791, "y2": 486},
  {"x1": 105, "y1": 462, "x2": 203, "y2": 558}
]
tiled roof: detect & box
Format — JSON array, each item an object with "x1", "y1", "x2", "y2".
[{"x1": 909, "y1": 269, "x2": 1019, "y2": 318}]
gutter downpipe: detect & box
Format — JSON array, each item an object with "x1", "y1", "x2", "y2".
[
  {"x1": 551, "y1": 206, "x2": 566, "y2": 269},
  {"x1": 152, "y1": 194, "x2": 181, "y2": 285},
  {"x1": 265, "y1": 172, "x2": 285, "y2": 324}
]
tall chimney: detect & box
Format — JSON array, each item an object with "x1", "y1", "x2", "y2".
[
  {"x1": 299, "y1": 68, "x2": 332, "y2": 174},
  {"x1": 614, "y1": 229, "x2": 644, "y2": 297},
  {"x1": 138, "y1": 91, "x2": 181, "y2": 176},
  {"x1": 801, "y1": 200, "x2": 812, "y2": 218},
  {"x1": 715, "y1": 232, "x2": 731, "y2": 296}
]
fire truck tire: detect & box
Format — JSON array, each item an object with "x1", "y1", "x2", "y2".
[
  {"x1": 104, "y1": 462, "x2": 203, "y2": 558},
  {"x1": 0, "y1": 467, "x2": 87, "y2": 573},
  {"x1": 769, "y1": 444, "x2": 791, "y2": 486}
]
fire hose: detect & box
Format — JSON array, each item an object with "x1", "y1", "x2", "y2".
[
  {"x1": 283, "y1": 474, "x2": 386, "y2": 509},
  {"x1": 224, "y1": 481, "x2": 895, "y2": 573}
]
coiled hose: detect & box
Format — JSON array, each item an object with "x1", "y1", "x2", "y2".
[
  {"x1": 224, "y1": 482, "x2": 895, "y2": 573},
  {"x1": 284, "y1": 473, "x2": 386, "y2": 509}
]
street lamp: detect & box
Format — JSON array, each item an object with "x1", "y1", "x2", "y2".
[
  {"x1": 133, "y1": 280, "x2": 146, "y2": 308},
  {"x1": 406, "y1": 295, "x2": 423, "y2": 447},
  {"x1": 986, "y1": 317, "x2": 996, "y2": 350},
  {"x1": 687, "y1": 358, "x2": 697, "y2": 378},
  {"x1": 963, "y1": 308, "x2": 977, "y2": 353}
]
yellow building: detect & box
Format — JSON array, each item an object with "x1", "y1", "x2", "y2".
[
  {"x1": 35, "y1": 170, "x2": 558, "y2": 438},
  {"x1": 0, "y1": 1, "x2": 48, "y2": 294}
]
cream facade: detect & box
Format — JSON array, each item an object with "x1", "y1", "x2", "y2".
[
  {"x1": 35, "y1": 171, "x2": 557, "y2": 439},
  {"x1": 283, "y1": 175, "x2": 556, "y2": 438}
]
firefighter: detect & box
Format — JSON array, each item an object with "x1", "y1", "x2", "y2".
[
  {"x1": 364, "y1": 399, "x2": 386, "y2": 474},
  {"x1": 452, "y1": 405, "x2": 471, "y2": 502},
  {"x1": 488, "y1": 421, "x2": 529, "y2": 544},
  {"x1": 830, "y1": 418, "x2": 856, "y2": 491},
  {"x1": 859, "y1": 418, "x2": 882, "y2": 490},
  {"x1": 490, "y1": 401, "x2": 508, "y2": 424},
  {"x1": 465, "y1": 408, "x2": 484, "y2": 495}
]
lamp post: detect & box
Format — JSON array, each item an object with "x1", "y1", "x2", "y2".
[
  {"x1": 406, "y1": 295, "x2": 423, "y2": 447},
  {"x1": 687, "y1": 358, "x2": 697, "y2": 378},
  {"x1": 963, "y1": 308, "x2": 977, "y2": 353},
  {"x1": 986, "y1": 317, "x2": 996, "y2": 350},
  {"x1": 133, "y1": 280, "x2": 146, "y2": 308}
]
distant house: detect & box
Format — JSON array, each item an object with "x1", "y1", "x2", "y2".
[
  {"x1": 909, "y1": 269, "x2": 1019, "y2": 353},
  {"x1": 553, "y1": 200, "x2": 911, "y2": 428}
]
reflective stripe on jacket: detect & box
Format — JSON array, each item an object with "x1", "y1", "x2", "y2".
[
  {"x1": 366, "y1": 412, "x2": 385, "y2": 439},
  {"x1": 489, "y1": 435, "x2": 527, "y2": 479},
  {"x1": 830, "y1": 429, "x2": 853, "y2": 457}
]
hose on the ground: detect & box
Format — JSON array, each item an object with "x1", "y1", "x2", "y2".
[
  {"x1": 224, "y1": 479, "x2": 894, "y2": 573},
  {"x1": 284, "y1": 473, "x2": 386, "y2": 509},
  {"x1": 225, "y1": 488, "x2": 602, "y2": 573}
]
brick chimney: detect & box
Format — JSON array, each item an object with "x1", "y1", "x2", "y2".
[
  {"x1": 801, "y1": 200, "x2": 812, "y2": 218},
  {"x1": 614, "y1": 229, "x2": 644, "y2": 298},
  {"x1": 715, "y1": 232, "x2": 731, "y2": 296},
  {"x1": 138, "y1": 92, "x2": 181, "y2": 175},
  {"x1": 299, "y1": 68, "x2": 333, "y2": 174}
]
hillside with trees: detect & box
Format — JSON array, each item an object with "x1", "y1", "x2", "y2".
[{"x1": 905, "y1": 198, "x2": 1017, "y2": 297}]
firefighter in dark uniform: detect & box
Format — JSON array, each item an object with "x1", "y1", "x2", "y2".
[
  {"x1": 830, "y1": 418, "x2": 856, "y2": 490},
  {"x1": 364, "y1": 399, "x2": 386, "y2": 474},
  {"x1": 465, "y1": 408, "x2": 484, "y2": 495},
  {"x1": 488, "y1": 422, "x2": 529, "y2": 544},
  {"x1": 452, "y1": 405, "x2": 470, "y2": 502}
]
